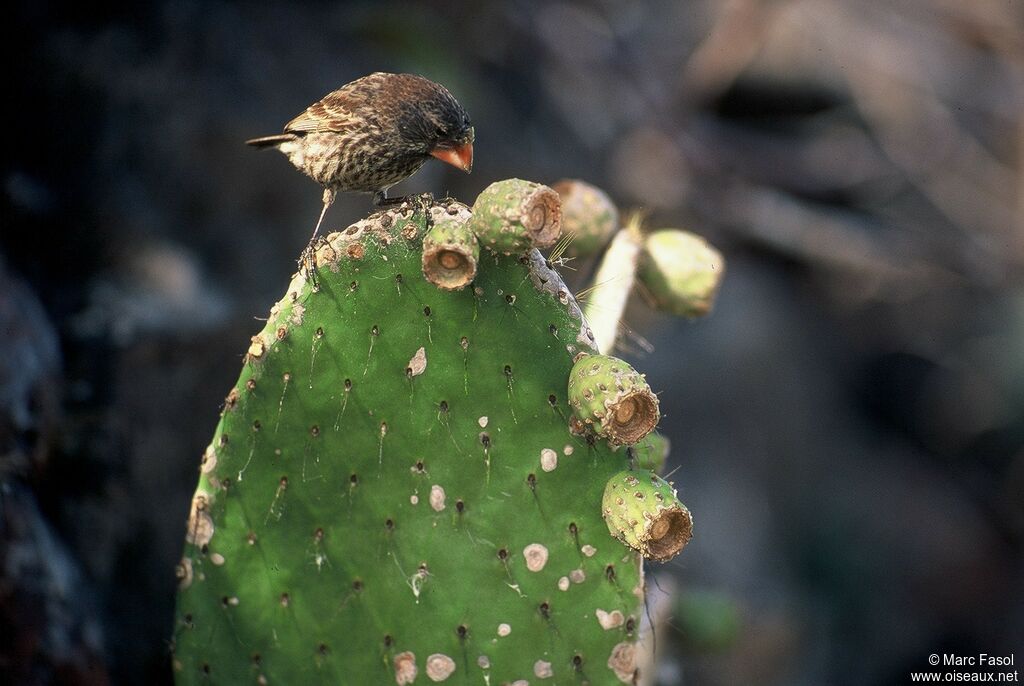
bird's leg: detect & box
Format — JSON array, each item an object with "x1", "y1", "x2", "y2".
[
  {"x1": 312, "y1": 188, "x2": 335, "y2": 243},
  {"x1": 300, "y1": 188, "x2": 335, "y2": 287}
]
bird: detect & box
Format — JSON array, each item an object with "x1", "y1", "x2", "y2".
[{"x1": 246, "y1": 72, "x2": 475, "y2": 248}]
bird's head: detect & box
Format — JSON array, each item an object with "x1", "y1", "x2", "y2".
[
  {"x1": 428, "y1": 119, "x2": 474, "y2": 174},
  {"x1": 398, "y1": 77, "x2": 474, "y2": 174}
]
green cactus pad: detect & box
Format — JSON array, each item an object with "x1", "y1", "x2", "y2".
[
  {"x1": 567, "y1": 354, "x2": 659, "y2": 446},
  {"x1": 421, "y1": 203, "x2": 480, "y2": 291},
  {"x1": 552, "y1": 179, "x2": 619, "y2": 258},
  {"x1": 602, "y1": 470, "x2": 692, "y2": 562},
  {"x1": 638, "y1": 229, "x2": 724, "y2": 317},
  {"x1": 470, "y1": 179, "x2": 562, "y2": 254},
  {"x1": 173, "y1": 195, "x2": 648, "y2": 685}
]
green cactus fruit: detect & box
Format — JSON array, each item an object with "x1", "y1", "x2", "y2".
[
  {"x1": 470, "y1": 178, "x2": 562, "y2": 254},
  {"x1": 552, "y1": 179, "x2": 619, "y2": 258},
  {"x1": 630, "y1": 431, "x2": 670, "y2": 474},
  {"x1": 421, "y1": 204, "x2": 480, "y2": 291},
  {"x1": 567, "y1": 353, "x2": 659, "y2": 446},
  {"x1": 638, "y1": 229, "x2": 724, "y2": 317},
  {"x1": 602, "y1": 470, "x2": 692, "y2": 562},
  {"x1": 173, "y1": 190, "x2": 653, "y2": 685}
]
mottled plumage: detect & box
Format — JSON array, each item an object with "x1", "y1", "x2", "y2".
[{"x1": 247, "y1": 72, "x2": 474, "y2": 244}]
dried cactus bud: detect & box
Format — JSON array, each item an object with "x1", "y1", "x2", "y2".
[
  {"x1": 630, "y1": 431, "x2": 670, "y2": 474},
  {"x1": 567, "y1": 354, "x2": 659, "y2": 445},
  {"x1": 639, "y1": 229, "x2": 724, "y2": 317},
  {"x1": 422, "y1": 205, "x2": 479, "y2": 290},
  {"x1": 470, "y1": 179, "x2": 562, "y2": 254},
  {"x1": 602, "y1": 470, "x2": 692, "y2": 562},
  {"x1": 552, "y1": 179, "x2": 619, "y2": 258}
]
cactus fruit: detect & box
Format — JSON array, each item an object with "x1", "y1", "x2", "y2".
[
  {"x1": 552, "y1": 179, "x2": 619, "y2": 258},
  {"x1": 638, "y1": 230, "x2": 724, "y2": 317},
  {"x1": 470, "y1": 179, "x2": 562, "y2": 254},
  {"x1": 172, "y1": 184, "x2": 681, "y2": 685},
  {"x1": 567, "y1": 353, "x2": 659, "y2": 446},
  {"x1": 421, "y1": 204, "x2": 479, "y2": 290},
  {"x1": 602, "y1": 471, "x2": 692, "y2": 563}
]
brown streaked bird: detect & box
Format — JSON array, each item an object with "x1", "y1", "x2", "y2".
[{"x1": 246, "y1": 72, "x2": 474, "y2": 244}]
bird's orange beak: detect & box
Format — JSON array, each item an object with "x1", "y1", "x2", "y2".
[{"x1": 431, "y1": 142, "x2": 474, "y2": 173}]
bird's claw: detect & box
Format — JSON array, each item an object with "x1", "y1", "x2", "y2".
[{"x1": 299, "y1": 244, "x2": 320, "y2": 290}]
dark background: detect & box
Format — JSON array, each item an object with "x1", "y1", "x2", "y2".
[{"x1": 2, "y1": 1, "x2": 1022, "y2": 684}]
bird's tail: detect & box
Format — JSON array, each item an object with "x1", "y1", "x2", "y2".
[{"x1": 245, "y1": 134, "x2": 298, "y2": 149}]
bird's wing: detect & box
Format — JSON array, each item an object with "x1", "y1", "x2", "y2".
[{"x1": 284, "y1": 91, "x2": 362, "y2": 134}]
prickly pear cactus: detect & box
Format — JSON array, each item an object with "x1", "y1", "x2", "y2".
[{"x1": 173, "y1": 182, "x2": 688, "y2": 685}]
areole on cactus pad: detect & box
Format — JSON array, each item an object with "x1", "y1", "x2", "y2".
[{"x1": 172, "y1": 180, "x2": 696, "y2": 685}]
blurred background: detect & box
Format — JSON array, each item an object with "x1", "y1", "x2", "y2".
[{"x1": 2, "y1": 1, "x2": 1022, "y2": 684}]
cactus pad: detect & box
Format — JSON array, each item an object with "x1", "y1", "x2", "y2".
[{"x1": 173, "y1": 193, "x2": 652, "y2": 684}]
